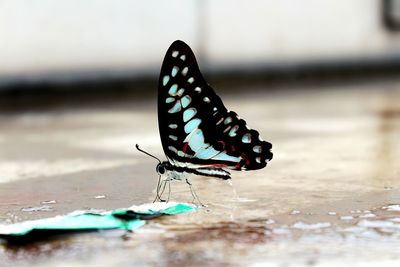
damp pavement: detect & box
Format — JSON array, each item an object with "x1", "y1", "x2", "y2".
[{"x1": 1, "y1": 80, "x2": 400, "y2": 266}]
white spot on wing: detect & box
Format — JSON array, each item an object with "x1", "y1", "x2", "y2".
[
  {"x1": 183, "y1": 108, "x2": 197, "y2": 122},
  {"x1": 168, "y1": 101, "x2": 182, "y2": 113},
  {"x1": 168, "y1": 146, "x2": 178, "y2": 154},
  {"x1": 166, "y1": 97, "x2": 175, "y2": 103},
  {"x1": 163, "y1": 75, "x2": 170, "y2": 86},
  {"x1": 169, "y1": 135, "x2": 178, "y2": 141},
  {"x1": 172, "y1": 51, "x2": 179, "y2": 57},
  {"x1": 171, "y1": 66, "x2": 179, "y2": 77},
  {"x1": 212, "y1": 152, "x2": 241, "y2": 162},
  {"x1": 182, "y1": 67, "x2": 188, "y2": 76},
  {"x1": 181, "y1": 95, "x2": 192, "y2": 108},
  {"x1": 242, "y1": 133, "x2": 252, "y2": 143},
  {"x1": 186, "y1": 129, "x2": 205, "y2": 152},
  {"x1": 253, "y1": 145, "x2": 262, "y2": 153},
  {"x1": 169, "y1": 84, "x2": 178, "y2": 95},
  {"x1": 195, "y1": 146, "x2": 220, "y2": 159},
  {"x1": 224, "y1": 117, "x2": 232, "y2": 125},
  {"x1": 184, "y1": 118, "x2": 201, "y2": 134},
  {"x1": 176, "y1": 88, "x2": 185, "y2": 97},
  {"x1": 229, "y1": 125, "x2": 239, "y2": 137}
]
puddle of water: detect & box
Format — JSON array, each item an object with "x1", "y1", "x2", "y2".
[
  {"x1": 21, "y1": 205, "x2": 53, "y2": 212},
  {"x1": 386, "y1": 204, "x2": 400, "y2": 211},
  {"x1": 358, "y1": 219, "x2": 400, "y2": 229},
  {"x1": 265, "y1": 219, "x2": 275, "y2": 225},
  {"x1": 292, "y1": 221, "x2": 331, "y2": 230},
  {"x1": 41, "y1": 200, "x2": 57, "y2": 205},
  {"x1": 360, "y1": 213, "x2": 376, "y2": 218},
  {"x1": 340, "y1": 216, "x2": 354, "y2": 221}
]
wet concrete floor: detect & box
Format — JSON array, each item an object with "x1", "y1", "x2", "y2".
[{"x1": 1, "y1": 80, "x2": 400, "y2": 266}]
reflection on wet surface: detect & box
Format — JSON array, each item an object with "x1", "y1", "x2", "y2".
[{"x1": 1, "y1": 80, "x2": 400, "y2": 266}]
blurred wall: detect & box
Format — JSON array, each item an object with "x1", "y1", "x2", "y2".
[{"x1": 0, "y1": 0, "x2": 399, "y2": 83}]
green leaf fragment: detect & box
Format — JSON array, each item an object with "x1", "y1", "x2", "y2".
[{"x1": 0, "y1": 202, "x2": 196, "y2": 242}]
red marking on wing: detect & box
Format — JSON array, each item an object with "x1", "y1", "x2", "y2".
[
  {"x1": 182, "y1": 143, "x2": 189, "y2": 153},
  {"x1": 241, "y1": 153, "x2": 251, "y2": 166},
  {"x1": 210, "y1": 163, "x2": 228, "y2": 167}
]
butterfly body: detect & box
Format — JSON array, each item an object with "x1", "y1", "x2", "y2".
[
  {"x1": 157, "y1": 40, "x2": 273, "y2": 180},
  {"x1": 156, "y1": 161, "x2": 231, "y2": 180}
]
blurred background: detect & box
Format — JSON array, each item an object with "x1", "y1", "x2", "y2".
[
  {"x1": 1, "y1": 0, "x2": 400, "y2": 217},
  {"x1": 0, "y1": 0, "x2": 399, "y2": 100},
  {"x1": 1, "y1": 0, "x2": 400, "y2": 208}
]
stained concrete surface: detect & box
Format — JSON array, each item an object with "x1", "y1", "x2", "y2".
[{"x1": 1, "y1": 80, "x2": 400, "y2": 266}]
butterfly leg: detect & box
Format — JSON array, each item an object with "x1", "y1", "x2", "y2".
[
  {"x1": 185, "y1": 178, "x2": 205, "y2": 207},
  {"x1": 154, "y1": 175, "x2": 169, "y2": 202},
  {"x1": 153, "y1": 176, "x2": 167, "y2": 202},
  {"x1": 153, "y1": 175, "x2": 163, "y2": 203},
  {"x1": 167, "y1": 179, "x2": 171, "y2": 202},
  {"x1": 159, "y1": 179, "x2": 168, "y2": 202},
  {"x1": 158, "y1": 177, "x2": 172, "y2": 203}
]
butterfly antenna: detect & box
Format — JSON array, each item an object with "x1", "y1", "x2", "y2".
[{"x1": 136, "y1": 144, "x2": 161, "y2": 164}]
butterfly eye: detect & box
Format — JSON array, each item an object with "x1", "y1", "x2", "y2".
[{"x1": 156, "y1": 164, "x2": 166, "y2": 174}]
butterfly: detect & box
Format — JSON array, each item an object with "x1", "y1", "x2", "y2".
[{"x1": 137, "y1": 40, "x2": 272, "y2": 184}]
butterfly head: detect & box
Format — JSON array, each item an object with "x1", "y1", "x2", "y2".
[
  {"x1": 136, "y1": 144, "x2": 170, "y2": 175},
  {"x1": 156, "y1": 162, "x2": 166, "y2": 175},
  {"x1": 156, "y1": 161, "x2": 172, "y2": 176}
]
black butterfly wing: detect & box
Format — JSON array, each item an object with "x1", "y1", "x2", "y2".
[{"x1": 158, "y1": 40, "x2": 273, "y2": 171}]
